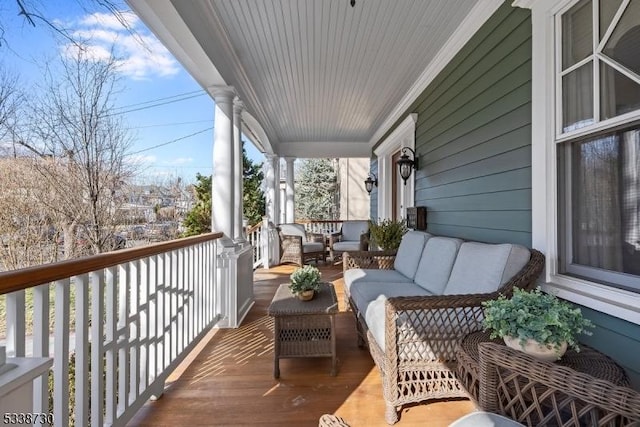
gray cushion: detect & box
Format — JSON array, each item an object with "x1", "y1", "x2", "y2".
[
  {"x1": 444, "y1": 242, "x2": 531, "y2": 295},
  {"x1": 340, "y1": 220, "x2": 369, "y2": 241},
  {"x1": 279, "y1": 223, "x2": 307, "y2": 239},
  {"x1": 393, "y1": 231, "x2": 431, "y2": 279},
  {"x1": 413, "y1": 237, "x2": 463, "y2": 294},
  {"x1": 332, "y1": 241, "x2": 361, "y2": 252},
  {"x1": 343, "y1": 268, "x2": 413, "y2": 294},
  {"x1": 302, "y1": 242, "x2": 324, "y2": 253}
]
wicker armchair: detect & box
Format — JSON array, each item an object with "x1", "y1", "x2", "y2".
[
  {"x1": 278, "y1": 223, "x2": 326, "y2": 266},
  {"x1": 478, "y1": 342, "x2": 640, "y2": 426},
  {"x1": 329, "y1": 220, "x2": 370, "y2": 261},
  {"x1": 342, "y1": 248, "x2": 545, "y2": 425}
]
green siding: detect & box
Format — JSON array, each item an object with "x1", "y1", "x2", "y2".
[
  {"x1": 577, "y1": 305, "x2": 640, "y2": 389},
  {"x1": 374, "y1": 1, "x2": 533, "y2": 246}
]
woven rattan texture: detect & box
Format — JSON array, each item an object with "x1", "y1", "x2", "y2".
[
  {"x1": 269, "y1": 283, "x2": 338, "y2": 378},
  {"x1": 318, "y1": 414, "x2": 350, "y2": 427},
  {"x1": 343, "y1": 249, "x2": 546, "y2": 424},
  {"x1": 478, "y1": 342, "x2": 640, "y2": 427},
  {"x1": 278, "y1": 230, "x2": 326, "y2": 266}
]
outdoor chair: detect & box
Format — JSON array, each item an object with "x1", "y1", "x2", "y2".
[
  {"x1": 329, "y1": 220, "x2": 369, "y2": 261},
  {"x1": 278, "y1": 223, "x2": 326, "y2": 266}
]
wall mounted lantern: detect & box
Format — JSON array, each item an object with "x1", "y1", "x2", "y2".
[
  {"x1": 396, "y1": 147, "x2": 418, "y2": 185},
  {"x1": 364, "y1": 172, "x2": 378, "y2": 195}
]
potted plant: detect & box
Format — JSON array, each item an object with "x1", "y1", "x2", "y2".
[
  {"x1": 368, "y1": 218, "x2": 408, "y2": 251},
  {"x1": 289, "y1": 265, "x2": 322, "y2": 301},
  {"x1": 482, "y1": 287, "x2": 594, "y2": 361}
]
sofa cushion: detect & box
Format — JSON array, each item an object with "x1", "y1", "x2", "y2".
[
  {"x1": 393, "y1": 231, "x2": 431, "y2": 280},
  {"x1": 350, "y1": 281, "x2": 432, "y2": 316},
  {"x1": 413, "y1": 237, "x2": 463, "y2": 295},
  {"x1": 343, "y1": 268, "x2": 413, "y2": 294},
  {"x1": 302, "y1": 242, "x2": 324, "y2": 253},
  {"x1": 443, "y1": 242, "x2": 531, "y2": 295},
  {"x1": 341, "y1": 220, "x2": 369, "y2": 241},
  {"x1": 332, "y1": 241, "x2": 361, "y2": 252}
]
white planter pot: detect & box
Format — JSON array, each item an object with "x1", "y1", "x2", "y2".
[{"x1": 503, "y1": 336, "x2": 567, "y2": 362}]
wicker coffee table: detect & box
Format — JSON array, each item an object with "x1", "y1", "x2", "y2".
[
  {"x1": 456, "y1": 330, "x2": 630, "y2": 403},
  {"x1": 268, "y1": 282, "x2": 339, "y2": 378}
]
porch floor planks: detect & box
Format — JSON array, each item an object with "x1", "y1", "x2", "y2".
[{"x1": 127, "y1": 263, "x2": 475, "y2": 427}]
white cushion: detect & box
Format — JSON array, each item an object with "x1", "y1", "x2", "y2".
[
  {"x1": 449, "y1": 412, "x2": 525, "y2": 427},
  {"x1": 279, "y1": 223, "x2": 307, "y2": 239},
  {"x1": 444, "y1": 242, "x2": 531, "y2": 295},
  {"x1": 393, "y1": 231, "x2": 431, "y2": 279},
  {"x1": 413, "y1": 237, "x2": 463, "y2": 294},
  {"x1": 343, "y1": 269, "x2": 412, "y2": 294},
  {"x1": 341, "y1": 220, "x2": 369, "y2": 241}
]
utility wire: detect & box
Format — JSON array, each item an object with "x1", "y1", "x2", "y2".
[
  {"x1": 112, "y1": 89, "x2": 206, "y2": 111},
  {"x1": 107, "y1": 93, "x2": 207, "y2": 117},
  {"x1": 128, "y1": 119, "x2": 212, "y2": 130},
  {"x1": 128, "y1": 127, "x2": 213, "y2": 155}
]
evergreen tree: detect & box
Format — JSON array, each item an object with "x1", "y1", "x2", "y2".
[
  {"x1": 243, "y1": 144, "x2": 265, "y2": 226},
  {"x1": 182, "y1": 173, "x2": 211, "y2": 236},
  {"x1": 295, "y1": 159, "x2": 338, "y2": 220},
  {"x1": 182, "y1": 143, "x2": 265, "y2": 236}
]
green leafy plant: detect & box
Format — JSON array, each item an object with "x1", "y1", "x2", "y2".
[
  {"x1": 368, "y1": 218, "x2": 408, "y2": 251},
  {"x1": 289, "y1": 265, "x2": 322, "y2": 294},
  {"x1": 482, "y1": 287, "x2": 594, "y2": 352}
]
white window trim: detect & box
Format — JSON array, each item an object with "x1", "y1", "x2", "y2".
[
  {"x1": 373, "y1": 114, "x2": 417, "y2": 221},
  {"x1": 515, "y1": 0, "x2": 640, "y2": 325}
]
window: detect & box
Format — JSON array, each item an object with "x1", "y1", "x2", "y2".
[{"x1": 557, "y1": 0, "x2": 640, "y2": 292}]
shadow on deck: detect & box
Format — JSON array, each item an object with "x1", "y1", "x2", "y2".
[{"x1": 128, "y1": 262, "x2": 474, "y2": 426}]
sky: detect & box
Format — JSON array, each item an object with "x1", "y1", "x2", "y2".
[{"x1": 0, "y1": 0, "x2": 265, "y2": 184}]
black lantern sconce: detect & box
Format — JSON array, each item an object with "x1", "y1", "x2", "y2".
[
  {"x1": 396, "y1": 147, "x2": 418, "y2": 185},
  {"x1": 364, "y1": 172, "x2": 378, "y2": 195}
]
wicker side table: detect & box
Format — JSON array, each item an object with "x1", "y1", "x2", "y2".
[
  {"x1": 456, "y1": 331, "x2": 633, "y2": 425},
  {"x1": 268, "y1": 282, "x2": 339, "y2": 378}
]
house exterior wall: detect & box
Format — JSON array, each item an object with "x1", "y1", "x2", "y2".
[
  {"x1": 373, "y1": 0, "x2": 640, "y2": 388},
  {"x1": 369, "y1": 157, "x2": 378, "y2": 220},
  {"x1": 338, "y1": 158, "x2": 370, "y2": 220},
  {"x1": 410, "y1": 3, "x2": 532, "y2": 247}
]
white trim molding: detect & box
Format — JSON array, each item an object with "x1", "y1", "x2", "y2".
[
  {"x1": 374, "y1": 114, "x2": 417, "y2": 221},
  {"x1": 521, "y1": 0, "x2": 640, "y2": 325}
]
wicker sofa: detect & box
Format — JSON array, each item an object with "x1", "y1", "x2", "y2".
[{"x1": 342, "y1": 231, "x2": 545, "y2": 424}]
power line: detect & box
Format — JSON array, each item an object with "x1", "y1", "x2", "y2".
[
  {"x1": 128, "y1": 127, "x2": 213, "y2": 155},
  {"x1": 112, "y1": 89, "x2": 206, "y2": 111},
  {"x1": 107, "y1": 93, "x2": 208, "y2": 116},
  {"x1": 128, "y1": 119, "x2": 212, "y2": 130}
]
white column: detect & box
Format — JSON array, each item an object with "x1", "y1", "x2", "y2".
[
  {"x1": 284, "y1": 157, "x2": 295, "y2": 223},
  {"x1": 264, "y1": 154, "x2": 278, "y2": 225},
  {"x1": 274, "y1": 157, "x2": 282, "y2": 224},
  {"x1": 211, "y1": 86, "x2": 235, "y2": 241},
  {"x1": 233, "y1": 99, "x2": 244, "y2": 242}
]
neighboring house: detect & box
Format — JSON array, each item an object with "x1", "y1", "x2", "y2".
[{"x1": 128, "y1": 0, "x2": 640, "y2": 387}]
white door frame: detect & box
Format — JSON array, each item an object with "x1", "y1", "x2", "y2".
[{"x1": 373, "y1": 113, "x2": 417, "y2": 220}]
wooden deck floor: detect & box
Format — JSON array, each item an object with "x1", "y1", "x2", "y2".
[{"x1": 128, "y1": 263, "x2": 475, "y2": 427}]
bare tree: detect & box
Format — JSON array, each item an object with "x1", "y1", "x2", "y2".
[
  {"x1": 17, "y1": 44, "x2": 134, "y2": 256},
  {"x1": 0, "y1": 65, "x2": 23, "y2": 155}
]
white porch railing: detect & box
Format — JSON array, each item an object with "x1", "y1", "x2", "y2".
[
  {"x1": 0, "y1": 232, "x2": 225, "y2": 427},
  {"x1": 298, "y1": 220, "x2": 343, "y2": 234},
  {"x1": 246, "y1": 223, "x2": 263, "y2": 269}
]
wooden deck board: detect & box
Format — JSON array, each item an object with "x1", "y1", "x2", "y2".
[{"x1": 127, "y1": 263, "x2": 475, "y2": 426}]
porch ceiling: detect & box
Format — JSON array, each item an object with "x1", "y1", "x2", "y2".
[{"x1": 127, "y1": 0, "x2": 496, "y2": 158}]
